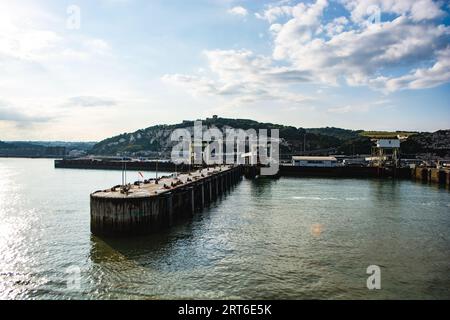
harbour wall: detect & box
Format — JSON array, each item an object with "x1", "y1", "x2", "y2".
[
  {"x1": 413, "y1": 167, "x2": 449, "y2": 187},
  {"x1": 56, "y1": 159, "x2": 190, "y2": 172},
  {"x1": 280, "y1": 166, "x2": 449, "y2": 188},
  {"x1": 279, "y1": 166, "x2": 412, "y2": 179},
  {"x1": 60, "y1": 159, "x2": 413, "y2": 179},
  {"x1": 58, "y1": 158, "x2": 448, "y2": 189},
  {"x1": 90, "y1": 166, "x2": 243, "y2": 236}
]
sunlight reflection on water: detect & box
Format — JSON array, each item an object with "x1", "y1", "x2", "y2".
[{"x1": 0, "y1": 158, "x2": 449, "y2": 299}]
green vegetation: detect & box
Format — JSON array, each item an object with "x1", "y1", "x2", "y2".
[
  {"x1": 90, "y1": 117, "x2": 370, "y2": 156},
  {"x1": 337, "y1": 137, "x2": 373, "y2": 155},
  {"x1": 307, "y1": 127, "x2": 362, "y2": 140},
  {"x1": 89, "y1": 117, "x2": 448, "y2": 157},
  {"x1": 360, "y1": 131, "x2": 417, "y2": 138}
]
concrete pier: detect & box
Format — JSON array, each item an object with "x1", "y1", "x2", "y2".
[
  {"x1": 90, "y1": 165, "x2": 243, "y2": 236},
  {"x1": 279, "y1": 165, "x2": 412, "y2": 179},
  {"x1": 412, "y1": 167, "x2": 450, "y2": 188},
  {"x1": 415, "y1": 167, "x2": 429, "y2": 182}
]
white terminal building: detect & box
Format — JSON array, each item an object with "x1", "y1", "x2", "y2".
[
  {"x1": 292, "y1": 156, "x2": 338, "y2": 168},
  {"x1": 376, "y1": 139, "x2": 401, "y2": 149},
  {"x1": 370, "y1": 138, "x2": 401, "y2": 167}
]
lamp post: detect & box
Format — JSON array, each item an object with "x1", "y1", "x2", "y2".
[{"x1": 156, "y1": 152, "x2": 159, "y2": 180}]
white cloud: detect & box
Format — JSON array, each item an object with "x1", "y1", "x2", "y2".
[
  {"x1": 255, "y1": 5, "x2": 293, "y2": 23},
  {"x1": 0, "y1": 7, "x2": 62, "y2": 63},
  {"x1": 0, "y1": 1, "x2": 112, "y2": 66},
  {"x1": 269, "y1": 0, "x2": 450, "y2": 90},
  {"x1": 0, "y1": 1, "x2": 137, "y2": 139},
  {"x1": 0, "y1": 100, "x2": 52, "y2": 126},
  {"x1": 341, "y1": 0, "x2": 445, "y2": 23},
  {"x1": 162, "y1": 49, "x2": 311, "y2": 105},
  {"x1": 327, "y1": 98, "x2": 392, "y2": 114},
  {"x1": 318, "y1": 16, "x2": 349, "y2": 37},
  {"x1": 327, "y1": 105, "x2": 354, "y2": 114},
  {"x1": 164, "y1": 0, "x2": 450, "y2": 105},
  {"x1": 67, "y1": 96, "x2": 118, "y2": 108},
  {"x1": 374, "y1": 47, "x2": 450, "y2": 92},
  {"x1": 228, "y1": 6, "x2": 248, "y2": 17}
]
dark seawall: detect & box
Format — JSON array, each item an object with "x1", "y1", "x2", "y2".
[
  {"x1": 57, "y1": 159, "x2": 411, "y2": 178},
  {"x1": 55, "y1": 159, "x2": 190, "y2": 172},
  {"x1": 90, "y1": 166, "x2": 243, "y2": 237},
  {"x1": 279, "y1": 166, "x2": 412, "y2": 179}
]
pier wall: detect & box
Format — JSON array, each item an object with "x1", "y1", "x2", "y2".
[
  {"x1": 56, "y1": 159, "x2": 190, "y2": 172},
  {"x1": 412, "y1": 167, "x2": 449, "y2": 187},
  {"x1": 279, "y1": 166, "x2": 412, "y2": 179},
  {"x1": 91, "y1": 166, "x2": 243, "y2": 236},
  {"x1": 447, "y1": 170, "x2": 450, "y2": 187},
  {"x1": 279, "y1": 165, "x2": 448, "y2": 188}
]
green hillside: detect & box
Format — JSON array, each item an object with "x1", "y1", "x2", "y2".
[
  {"x1": 90, "y1": 117, "x2": 368, "y2": 156},
  {"x1": 89, "y1": 117, "x2": 449, "y2": 157}
]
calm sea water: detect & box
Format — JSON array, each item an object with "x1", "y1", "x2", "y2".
[{"x1": 0, "y1": 158, "x2": 449, "y2": 300}]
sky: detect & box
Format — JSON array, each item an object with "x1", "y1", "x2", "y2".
[{"x1": 0, "y1": 0, "x2": 449, "y2": 141}]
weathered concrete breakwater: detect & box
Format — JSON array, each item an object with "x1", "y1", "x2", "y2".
[
  {"x1": 90, "y1": 165, "x2": 243, "y2": 236},
  {"x1": 280, "y1": 166, "x2": 450, "y2": 188},
  {"x1": 57, "y1": 159, "x2": 411, "y2": 178},
  {"x1": 412, "y1": 167, "x2": 450, "y2": 186},
  {"x1": 58, "y1": 159, "x2": 449, "y2": 189},
  {"x1": 279, "y1": 166, "x2": 412, "y2": 179},
  {"x1": 55, "y1": 159, "x2": 190, "y2": 172}
]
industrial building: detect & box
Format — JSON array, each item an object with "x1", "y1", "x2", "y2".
[
  {"x1": 292, "y1": 156, "x2": 338, "y2": 168},
  {"x1": 370, "y1": 138, "x2": 401, "y2": 167}
]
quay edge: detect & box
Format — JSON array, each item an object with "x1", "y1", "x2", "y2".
[{"x1": 90, "y1": 165, "x2": 243, "y2": 237}]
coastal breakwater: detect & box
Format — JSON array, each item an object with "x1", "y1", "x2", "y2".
[
  {"x1": 56, "y1": 159, "x2": 450, "y2": 187},
  {"x1": 55, "y1": 159, "x2": 190, "y2": 172},
  {"x1": 58, "y1": 159, "x2": 411, "y2": 178},
  {"x1": 279, "y1": 166, "x2": 413, "y2": 179},
  {"x1": 413, "y1": 167, "x2": 450, "y2": 186},
  {"x1": 87, "y1": 163, "x2": 447, "y2": 236},
  {"x1": 90, "y1": 165, "x2": 243, "y2": 236},
  {"x1": 280, "y1": 166, "x2": 449, "y2": 189}
]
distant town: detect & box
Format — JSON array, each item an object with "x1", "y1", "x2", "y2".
[{"x1": 2, "y1": 117, "x2": 449, "y2": 170}]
